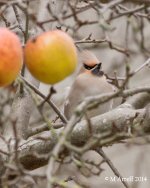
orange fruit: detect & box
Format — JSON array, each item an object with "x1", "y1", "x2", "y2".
[
  {"x1": 0, "y1": 28, "x2": 22, "y2": 87},
  {"x1": 24, "y1": 30, "x2": 77, "y2": 84}
]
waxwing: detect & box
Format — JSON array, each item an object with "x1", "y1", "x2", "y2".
[{"x1": 64, "y1": 50, "x2": 115, "y2": 120}]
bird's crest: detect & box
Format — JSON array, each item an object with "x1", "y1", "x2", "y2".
[{"x1": 80, "y1": 50, "x2": 99, "y2": 67}]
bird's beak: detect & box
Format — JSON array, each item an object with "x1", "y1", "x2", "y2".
[
  {"x1": 96, "y1": 62, "x2": 102, "y2": 70},
  {"x1": 91, "y1": 62, "x2": 103, "y2": 76}
]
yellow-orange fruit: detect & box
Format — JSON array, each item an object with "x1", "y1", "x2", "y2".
[
  {"x1": 24, "y1": 30, "x2": 77, "y2": 84},
  {"x1": 0, "y1": 28, "x2": 22, "y2": 87}
]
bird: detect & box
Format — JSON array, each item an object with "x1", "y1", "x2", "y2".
[{"x1": 64, "y1": 50, "x2": 115, "y2": 120}]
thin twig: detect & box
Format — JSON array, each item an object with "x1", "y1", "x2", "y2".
[
  {"x1": 132, "y1": 58, "x2": 150, "y2": 75},
  {"x1": 96, "y1": 148, "x2": 129, "y2": 188},
  {"x1": 19, "y1": 75, "x2": 67, "y2": 124}
]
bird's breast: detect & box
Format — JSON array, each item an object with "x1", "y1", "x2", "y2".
[{"x1": 64, "y1": 74, "x2": 114, "y2": 119}]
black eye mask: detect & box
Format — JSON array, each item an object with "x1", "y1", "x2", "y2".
[{"x1": 83, "y1": 63, "x2": 96, "y2": 70}]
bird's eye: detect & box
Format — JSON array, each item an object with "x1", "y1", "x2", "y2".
[{"x1": 83, "y1": 63, "x2": 96, "y2": 70}]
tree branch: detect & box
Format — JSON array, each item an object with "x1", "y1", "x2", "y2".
[{"x1": 9, "y1": 104, "x2": 149, "y2": 171}]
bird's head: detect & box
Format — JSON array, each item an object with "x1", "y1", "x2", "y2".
[{"x1": 80, "y1": 50, "x2": 104, "y2": 76}]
